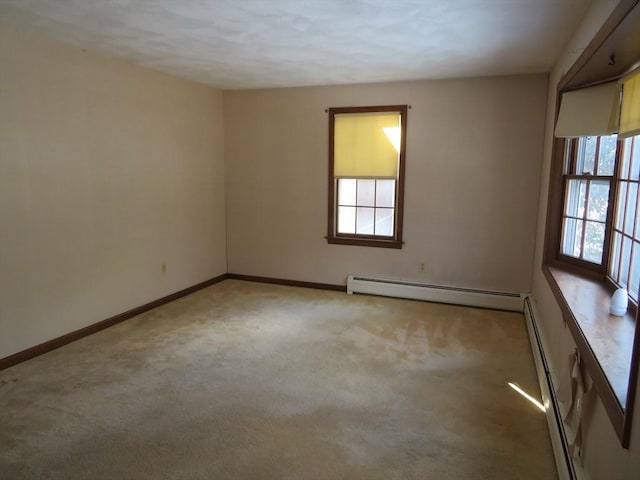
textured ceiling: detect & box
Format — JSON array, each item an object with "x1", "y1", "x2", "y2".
[{"x1": 0, "y1": 0, "x2": 591, "y2": 90}]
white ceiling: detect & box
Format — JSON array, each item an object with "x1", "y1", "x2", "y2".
[{"x1": 0, "y1": 0, "x2": 591, "y2": 90}]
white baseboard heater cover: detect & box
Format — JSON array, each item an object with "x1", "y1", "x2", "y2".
[
  {"x1": 346, "y1": 275, "x2": 523, "y2": 312},
  {"x1": 523, "y1": 296, "x2": 578, "y2": 480}
]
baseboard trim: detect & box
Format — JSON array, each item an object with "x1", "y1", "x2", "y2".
[
  {"x1": 227, "y1": 273, "x2": 347, "y2": 292},
  {"x1": 0, "y1": 273, "x2": 229, "y2": 371}
]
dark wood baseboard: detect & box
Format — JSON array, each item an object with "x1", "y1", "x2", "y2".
[
  {"x1": 1, "y1": 272, "x2": 345, "y2": 372},
  {"x1": 227, "y1": 273, "x2": 347, "y2": 292},
  {"x1": 0, "y1": 273, "x2": 229, "y2": 371}
]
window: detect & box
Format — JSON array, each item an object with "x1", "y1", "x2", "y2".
[
  {"x1": 327, "y1": 105, "x2": 407, "y2": 248},
  {"x1": 560, "y1": 135, "x2": 617, "y2": 266},
  {"x1": 610, "y1": 136, "x2": 640, "y2": 301},
  {"x1": 558, "y1": 134, "x2": 640, "y2": 297}
]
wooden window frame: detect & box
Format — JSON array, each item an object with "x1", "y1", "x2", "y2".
[
  {"x1": 326, "y1": 105, "x2": 407, "y2": 249},
  {"x1": 557, "y1": 136, "x2": 619, "y2": 272}
]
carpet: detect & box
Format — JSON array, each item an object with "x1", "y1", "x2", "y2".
[{"x1": 0, "y1": 279, "x2": 556, "y2": 479}]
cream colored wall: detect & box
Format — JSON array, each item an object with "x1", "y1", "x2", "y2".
[
  {"x1": 0, "y1": 26, "x2": 227, "y2": 359},
  {"x1": 224, "y1": 75, "x2": 548, "y2": 292},
  {"x1": 530, "y1": 1, "x2": 640, "y2": 479}
]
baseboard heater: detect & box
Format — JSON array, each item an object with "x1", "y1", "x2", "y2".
[
  {"x1": 346, "y1": 275, "x2": 523, "y2": 312},
  {"x1": 523, "y1": 296, "x2": 577, "y2": 480}
]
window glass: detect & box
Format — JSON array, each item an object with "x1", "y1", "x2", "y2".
[
  {"x1": 617, "y1": 183, "x2": 628, "y2": 227},
  {"x1": 375, "y1": 208, "x2": 394, "y2": 236},
  {"x1": 584, "y1": 221, "x2": 605, "y2": 263},
  {"x1": 356, "y1": 207, "x2": 375, "y2": 234},
  {"x1": 338, "y1": 178, "x2": 356, "y2": 206},
  {"x1": 630, "y1": 138, "x2": 640, "y2": 180},
  {"x1": 565, "y1": 179, "x2": 587, "y2": 217},
  {"x1": 629, "y1": 244, "x2": 640, "y2": 299},
  {"x1": 562, "y1": 218, "x2": 583, "y2": 258},
  {"x1": 336, "y1": 178, "x2": 397, "y2": 237},
  {"x1": 376, "y1": 179, "x2": 395, "y2": 208},
  {"x1": 337, "y1": 206, "x2": 356, "y2": 234},
  {"x1": 356, "y1": 179, "x2": 376, "y2": 207},
  {"x1": 611, "y1": 232, "x2": 622, "y2": 279},
  {"x1": 620, "y1": 237, "x2": 632, "y2": 287},
  {"x1": 577, "y1": 136, "x2": 597, "y2": 174},
  {"x1": 624, "y1": 183, "x2": 638, "y2": 236},
  {"x1": 587, "y1": 181, "x2": 609, "y2": 221},
  {"x1": 597, "y1": 135, "x2": 617, "y2": 175}
]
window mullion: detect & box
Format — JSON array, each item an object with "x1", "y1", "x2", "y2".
[
  {"x1": 570, "y1": 138, "x2": 578, "y2": 173},
  {"x1": 354, "y1": 179, "x2": 359, "y2": 234},
  {"x1": 373, "y1": 179, "x2": 377, "y2": 236},
  {"x1": 594, "y1": 137, "x2": 602, "y2": 175}
]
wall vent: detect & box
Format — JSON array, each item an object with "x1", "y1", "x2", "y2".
[{"x1": 346, "y1": 275, "x2": 523, "y2": 312}]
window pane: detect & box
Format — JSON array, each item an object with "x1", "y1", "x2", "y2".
[
  {"x1": 633, "y1": 137, "x2": 640, "y2": 171},
  {"x1": 338, "y1": 178, "x2": 356, "y2": 206},
  {"x1": 565, "y1": 179, "x2": 587, "y2": 218},
  {"x1": 610, "y1": 232, "x2": 622, "y2": 281},
  {"x1": 635, "y1": 191, "x2": 640, "y2": 236},
  {"x1": 356, "y1": 179, "x2": 375, "y2": 207},
  {"x1": 629, "y1": 243, "x2": 640, "y2": 301},
  {"x1": 586, "y1": 180, "x2": 609, "y2": 221},
  {"x1": 616, "y1": 182, "x2": 628, "y2": 229},
  {"x1": 629, "y1": 138, "x2": 640, "y2": 181},
  {"x1": 584, "y1": 221, "x2": 605, "y2": 263},
  {"x1": 356, "y1": 207, "x2": 375, "y2": 234},
  {"x1": 620, "y1": 137, "x2": 632, "y2": 179},
  {"x1": 562, "y1": 217, "x2": 583, "y2": 258},
  {"x1": 597, "y1": 135, "x2": 617, "y2": 175},
  {"x1": 625, "y1": 183, "x2": 638, "y2": 236},
  {"x1": 577, "y1": 136, "x2": 597, "y2": 174},
  {"x1": 375, "y1": 179, "x2": 395, "y2": 207},
  {"x1": 375, "y1": 208, "x2": 394, "y2": 236},
  {"x1": 620, "y1": 236, "x2": 632, "y2": 287},
  {"x1": 337, "y1": 206, "x2": 356, "y2": 234}
]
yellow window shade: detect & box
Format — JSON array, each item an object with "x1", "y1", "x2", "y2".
[
  {"x1": 555, "y1": 82, "x2": 620, "y2": 138},
  {"x1": 620, "y1": 71, "x2": 640, "y2": 138},
  {"x1": 334, "y1": 113, "x2": 400, "y2": 177}
]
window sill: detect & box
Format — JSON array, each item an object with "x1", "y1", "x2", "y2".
[
  {"x1": 543, "y1": 264, "x2": 636, "y2": 441},
  {"x1": 326, "y1": 236, "x2": 403, "y2": 249}
]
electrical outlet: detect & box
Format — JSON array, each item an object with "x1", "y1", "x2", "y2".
[
  {"x1": 161, "y1": 263, "x2": 167, "y2": 274},
  {"x1": 420, "y1": 262, "x2": 425, "y2": 272}
]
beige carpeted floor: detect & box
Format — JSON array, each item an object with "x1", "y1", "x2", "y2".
[{"x1": 0, "y1": 280, "x2": 556, "y2": 479}]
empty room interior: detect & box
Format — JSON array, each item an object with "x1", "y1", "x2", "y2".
[{"x1": 2, "y1": 0, "x2": 640, "y2": 479}]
